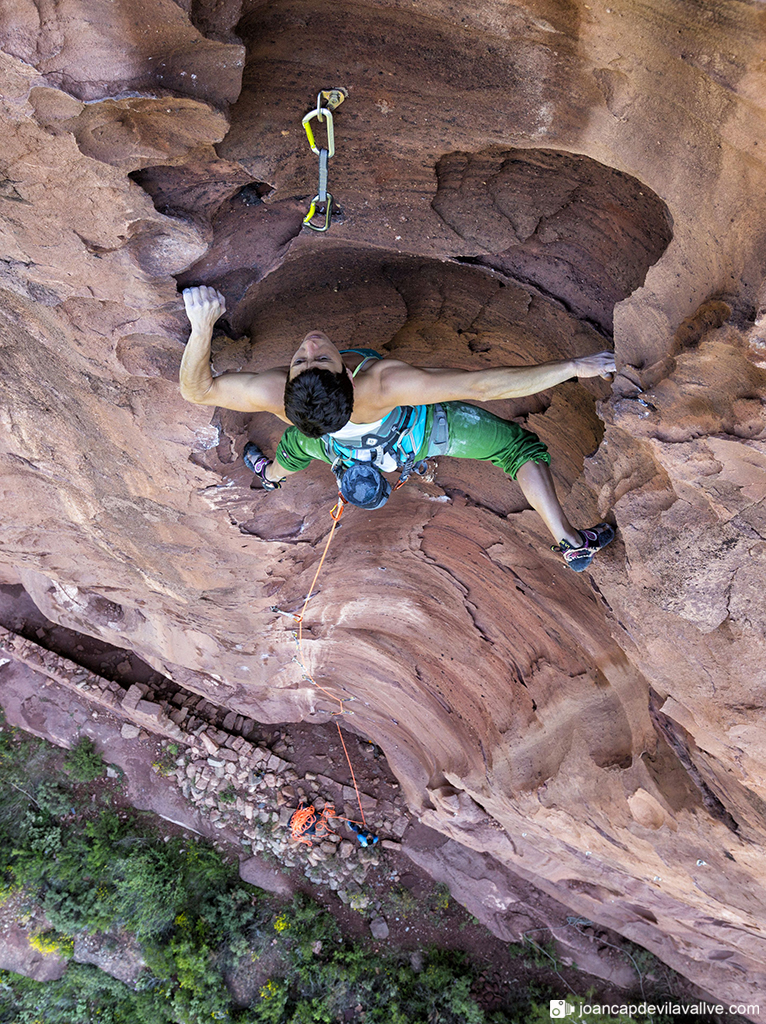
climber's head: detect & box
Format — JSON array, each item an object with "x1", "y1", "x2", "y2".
[{"x1": 283, "y1": 331, "x2": 354, "y2": 437}]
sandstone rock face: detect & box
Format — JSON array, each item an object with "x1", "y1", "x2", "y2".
[{"x1": 1, "y1": 0, "x2": 765, "y2": 1008}]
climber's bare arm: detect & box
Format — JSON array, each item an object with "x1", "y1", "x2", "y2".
[
  {"x1": 179, "y1": 287, "x2": 289, "y2": 417},
  {"x1": 366, "y1": 352, "x2": 616, "y2": 414}
]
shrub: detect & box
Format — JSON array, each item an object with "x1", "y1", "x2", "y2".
[
  {"x1": 430, "y1": 882, "x2": 451, "y2": 913},
  {"x1": 0, "y1": 961, "x2": 177, "y2": 1024},
  {"x1": 248, "y1": 978, "x2": 290, "y2": 1023},
  {"x1": 63, "y1": 737, "x2": 106, "y2": 782},
  {"x1": 112, "y1": 848, "x2": 187, "y2": 939},
  {"x1": 0, "y1": 721, "x2": 60, "y2": 840},
  {"x1": 384, "y1": 885, "x2": 419, "y2": 918},
  {"x1": 29, "y1": 928, "x2": 74, "y2": 958},
  {"x1": 35, "y1": 781, "x2": 74, "y2": 818}
]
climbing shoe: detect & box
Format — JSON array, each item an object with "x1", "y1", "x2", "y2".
[
  {"x1": 244, "y1": 442, "x2": 281, "y2": 490},
  {"x1": 555, "y1": 522, "x2": 615, "y2": 572}
]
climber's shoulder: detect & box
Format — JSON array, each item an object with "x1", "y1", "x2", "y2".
[{"x1": 186, "y1": 365, "x2": 291, "y2": 418}]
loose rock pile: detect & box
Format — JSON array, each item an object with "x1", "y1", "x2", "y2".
[
  {"x1": 161, "y1": 726, "x2": 410, "y2": 902},
  {"x1": 0, "y1": 624, "x2": 412, "y2": 912}
]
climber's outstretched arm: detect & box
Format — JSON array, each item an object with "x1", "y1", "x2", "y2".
[
  {"x1": 373, "y1": 352, "x2": 615, "y2": 411},
  {"x1": 180, "y1": 287, "x2": 288, "y2": 416}
]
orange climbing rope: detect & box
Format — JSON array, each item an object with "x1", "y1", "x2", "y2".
[
  {"x1": 290, "y1": 495, "x2": 369, "y2": 833},
  {"x1": 289, "y1": 802, "x2": 338, "y2": 846},
  {"x1": 335, "y1": 720, "x2": 366, "y2": 828},
  {"x1": 294, "y1": 494, "x2": 346, "y2": 663}
]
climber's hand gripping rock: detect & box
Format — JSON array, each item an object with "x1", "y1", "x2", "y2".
[
  {"x1": 572, "y1": 351, "x2": 616, "y2": 379},
  {"x1": 183, "y1": 285, "x2": 226, "y2": 331}
]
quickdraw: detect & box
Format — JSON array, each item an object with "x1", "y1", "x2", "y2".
[{"x1": 301, "y1": 88, "x2": 347, "y2": 232}]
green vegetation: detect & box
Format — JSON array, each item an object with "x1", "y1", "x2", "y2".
[
  {"x1": 508, "y1": 934, "x2": 562, "y2": 971},
  {"x1": 152, "y1": 742, "x2": 181, "y2": 777},
  {"x1": 383, "y1": 883, "x2": 419, "y2": 919},
  {"x1": 430, "y1": 882, "x2": 452, "y2": 913},
  {"x1": 63, "y1": 735, "x2": 107, "y2": 782},
  {"x1": 28, "y1": 928, "x2": 75, "y2": 958},
  {"x1": 0, "y1": 716, "x2": 735, "y2": 1024},
  {"x1": 35, "y1": 780, "x2": 74, "y2": 818}
]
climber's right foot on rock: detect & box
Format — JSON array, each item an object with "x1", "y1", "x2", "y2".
[
  {"x1": 244, "y1": 442, "x2": 280, "y2": 490},
  {"x1": 244, "y1": 441, "x2": 268, "y2": 474}
]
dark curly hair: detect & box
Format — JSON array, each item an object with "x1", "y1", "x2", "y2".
[{"x1": 283, "y1": 367, "x2": 354, "y2": 438}]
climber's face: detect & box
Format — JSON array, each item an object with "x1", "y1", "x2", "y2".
[{"x1": 289, "y1": 332, "x2": 344, "y2": 379}]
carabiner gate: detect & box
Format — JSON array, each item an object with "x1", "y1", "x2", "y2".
[
  {"x1": 303, "y1": 193, "x2": 334, "y2": 232},
  {"x1": 302, "y1": 107, "x2": 335, "y2": 158}
]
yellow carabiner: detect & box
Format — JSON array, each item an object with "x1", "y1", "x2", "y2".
[
  {"x1": 303, "y1": 193, "x2": 334, "y2": 232},
  {"x1": 302, "y1": 107, "x2": 335, "y2": 158}
]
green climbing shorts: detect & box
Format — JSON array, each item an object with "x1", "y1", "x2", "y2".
[
  {"x1": 439, "y1": 402, "x2": 550, "y2": 479},
  {"x1": 275, "y1": 401, "x2": 550, "y2": 480}
]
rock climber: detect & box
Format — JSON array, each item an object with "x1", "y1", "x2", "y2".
[{"x1": 180, "y1": 285, "x2": 617, "y2": 571}]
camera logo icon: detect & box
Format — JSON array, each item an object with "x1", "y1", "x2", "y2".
[{"x1": 550, "y1": 999, "x2": 576, "y2": 1018}]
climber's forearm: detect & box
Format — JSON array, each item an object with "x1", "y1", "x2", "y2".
[
  {"x1": 469, "y1": 359, "x2": 579, "y2": 401},
  {"x1": 180, "y1": 286, "x2": 226, "y2": 404},
  {"x1": 179, "y1": 324, "x2": 217, "y2": 403},
  {"x1": 375, "y1": 352, "x2": 616, "y2": 409}
]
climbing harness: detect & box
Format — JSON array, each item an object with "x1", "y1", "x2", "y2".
[
  {"x1": 324, "y1": 353, "x2": 450, "y2": 503},
  {"x1": 324, "y1": 402, "x2": 450, "y2": 505},
  {"x1": 302, "y1": 88, "x2": 347, "y2": 232},
  {"x1": 325, "y1": 405, "x2": 424, "y2": 477}
]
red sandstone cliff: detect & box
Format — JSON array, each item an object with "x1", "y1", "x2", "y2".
[{"x1": 1, "y1": 0, "x2": 765, "y2": 1008}]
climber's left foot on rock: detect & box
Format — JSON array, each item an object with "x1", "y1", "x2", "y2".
[{"x1": 554, "y1": 522, "x2": 615, "y2": 572}]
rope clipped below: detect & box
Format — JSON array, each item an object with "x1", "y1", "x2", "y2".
[{"x1": 288, "y1": 496, "x2": 380, "y2": 844}]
